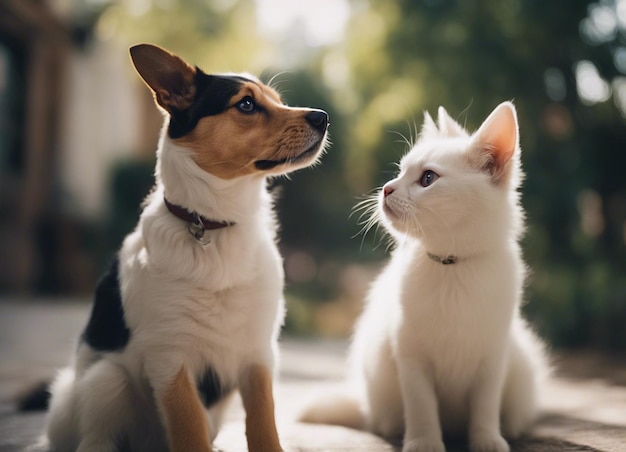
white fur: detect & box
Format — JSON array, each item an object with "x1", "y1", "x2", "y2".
[
  {"x1": 44, "y1": 126, "x2": 292, "y2": 451},
  {"x1": 300, "y1": 103, "x2": 548, "y2": 452}
]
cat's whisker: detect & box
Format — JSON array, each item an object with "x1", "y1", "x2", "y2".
[
  {"x1": 352, "y1": 211, "x2": 380, "y2": 240},
  {"x1": 387, "y1": 129, "x2": 413, "y2": 152},
  {"x1": 399, "y1": 207, "x2": 424, "y2": 240},
  {"x1": 351, "y1": 194, "x2": 380, "y2": 220},
  {"x1": 406, "y1": 116, "x2": 419, "y2": 147},
  {"x1": 351, "y1": 194, "x2": 381, "y2": 225},
  {"x1": 383, "y1": 231, "x2": 397, "y2": 254},
  {"x1": 353, "y1": 213, "x2": 377, "y2": 240},
  {"x1": 459, "y1": 99, "x2": 474, "y2": 130},
  {"x1": 364, "y1": 213, "x2": 389, "y2": 251},
  {"x1": 350, "y1": 191, "x2": 389, "y2": 252},
  {"x1": 370, "y1": 225, "x2": 391, "y2": 253}
]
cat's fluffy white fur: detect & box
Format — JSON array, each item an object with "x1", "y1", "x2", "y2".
[{"x1": 300, "y1": 102, "x2": 548, "y2": 452}]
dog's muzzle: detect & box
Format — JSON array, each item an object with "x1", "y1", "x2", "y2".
[{"x1": 255, "y1": 110, "x2": 328, "y2": 171}]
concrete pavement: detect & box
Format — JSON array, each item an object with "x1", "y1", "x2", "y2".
[{"x1": 1, "y1": 300, "x2": 625, "y2": 451}]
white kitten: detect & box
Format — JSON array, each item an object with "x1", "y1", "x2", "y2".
[{"x1": 301, "y1": 102, "x2": 548, "y2": 452}]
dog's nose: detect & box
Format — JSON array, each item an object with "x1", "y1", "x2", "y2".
[{"x1": 306, "y1": 110, "x2": 329, "y2": 132}]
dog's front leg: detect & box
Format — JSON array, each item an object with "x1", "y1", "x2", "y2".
[
  {"x1": 239, "y1": 364, "x2": 283, "y2": 452},
  {"x1": 159, "y1": 366, "x2": 212, "y2": 452}
]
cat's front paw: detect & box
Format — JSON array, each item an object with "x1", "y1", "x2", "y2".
[
  {"x1": 402, "y1": 437, "x2": 446, "y2": 452},
  {"x1": 469, "y1": 432, "x2": 509, "y2": 452}
]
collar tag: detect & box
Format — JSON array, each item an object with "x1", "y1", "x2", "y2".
[
  {"x1": 187, "y1": 213, "x2": 211, "y2": 246},
  {"x1": 164, "y1": 198, "x2": 233, "y2": 246}
]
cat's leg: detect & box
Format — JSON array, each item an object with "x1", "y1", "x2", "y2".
[
  {"x1": 500, "y1": 337, "x2": 540, "y2": 438},
  {"x1": 74, "y1": 359, "x2": 134, "y2": 452},
  {"x1": 397, "y1": 358, "x2": 445, "y2": 452},
  {"x1": 363, "y1": 335, "x2": 404, "y2": 438},
  {"x1": 467, "y1": 353, "x2": 510, "y2": 452}
]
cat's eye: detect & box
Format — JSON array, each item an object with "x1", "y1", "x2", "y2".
[
  {"x1": 236, "y1": 96, "x2": 257, "y2": 114},
  {"x1": 419, "y1": 170, "x2": 440, "y2": 187}
]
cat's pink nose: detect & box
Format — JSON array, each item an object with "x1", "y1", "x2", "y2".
[{"x1": 383, "y1": 185, "x2": 395, "y2": 197}]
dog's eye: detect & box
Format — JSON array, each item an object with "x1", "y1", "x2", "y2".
[
  {"x1": 236, "y1": 97, "x2": 257, "y2": 114},
  {"x1": 419, "y1": 170, "x2": 440, "y2": 187}
]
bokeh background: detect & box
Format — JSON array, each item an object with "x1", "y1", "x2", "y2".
[{"x1": 1, "y1": 0, "x2": 625, "y2": 350}]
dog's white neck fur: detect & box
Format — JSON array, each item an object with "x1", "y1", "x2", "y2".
[
  {"x1": 126, "y1": 130, "x2": 279, "y2": 289},
  {"x1": 156, "y1": 133, "x2": 267, "y2": 225}
]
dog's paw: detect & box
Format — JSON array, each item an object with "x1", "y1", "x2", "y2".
[
  {"x1": 402, "y1": 437, "x2": 446, "y2": 452},
  {"x1": 469, "y1": 432, "x2": 510, "y2": 452}
]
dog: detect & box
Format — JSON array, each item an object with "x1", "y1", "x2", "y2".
[{"x1": 43, "y1": 43, "x2": 328, "y2": 452}]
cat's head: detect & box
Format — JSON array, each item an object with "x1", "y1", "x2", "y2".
[{"x1": 379, "y1": 102, "x2": 524, "y2": 254}]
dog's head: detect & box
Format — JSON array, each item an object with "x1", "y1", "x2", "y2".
[{"x1": 129, "y1": 44, "x2": 328, "y2": 179}]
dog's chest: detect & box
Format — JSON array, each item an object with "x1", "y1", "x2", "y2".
[
  {"x1": 127, "y1": 267, "x2": 279, "y2": 345},
  {"x1": 121, "y1": 230, "x2": 283, "y2": 354}
]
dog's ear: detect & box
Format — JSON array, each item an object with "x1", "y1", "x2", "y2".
[{"x1": 130, "y1": 44, "x2": 197, "y2": 112}]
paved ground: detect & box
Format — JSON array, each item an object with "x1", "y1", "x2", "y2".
[{"x1": 1, "y1": 300, "x2": 626, "y2": 451}]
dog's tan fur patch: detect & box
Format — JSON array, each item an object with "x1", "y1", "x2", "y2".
[
  {"x1": 240, "y1": 364, "x2": 282, "y2": 452},
  {"x1": 174, "y1": 81, "x2": 322, "y2": 179},
  {"x1": 162, "y1": 367, "x2": 212, "y2": 452}
]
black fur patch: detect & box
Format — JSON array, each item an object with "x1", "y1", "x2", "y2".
[
  {"x1": 16, "y1": 381, "x2": 50, "y2": 411},
  {"x1": 81, "y1": 258, "x2": 131, "y2": 351},
  {"x1": 196, "y1": 366, "x2": 234, "y2": 408},
  {"x1": 167, "y1": 71, "x2": 249, "y2": 139},
  {"x1": 254, "y1": 158, "x2": 285, "y2": 170}
]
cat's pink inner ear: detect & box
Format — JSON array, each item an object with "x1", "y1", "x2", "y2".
[{"x1": 473, "y1": 102, "x2": 519, "y2": 180}]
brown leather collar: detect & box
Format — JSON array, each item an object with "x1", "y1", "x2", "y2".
[{"x1": 164, "y1": 198, "x2": 235, "y2": 232}]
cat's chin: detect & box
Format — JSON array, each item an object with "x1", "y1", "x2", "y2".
[
  {"x1": 381, "y1": 200, "x2": 424, "y2": 240},
  {"x1": 382, "y1": 204, "x2": 402, "y2": 228},
  {"x1": 382, "y1": 201, "x2": 395, "y2": 218},
  {"x1": 382, "y1": 215, "x2": 421, "y2": 240}
]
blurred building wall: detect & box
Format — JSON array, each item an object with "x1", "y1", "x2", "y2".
[
  {"x1": 0, "y1": 0, "x2": 150, "y2": 294},
  {"x1": 59, "y1": 42, "x2": 142, "y2": 218}
]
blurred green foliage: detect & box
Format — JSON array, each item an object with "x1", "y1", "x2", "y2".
[{"x1": 102, "y1": 0, "x2": 626, "y2": 349}]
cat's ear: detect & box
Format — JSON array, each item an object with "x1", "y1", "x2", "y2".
[
  {"x1": 421, "y1": 111, "x2": 439, "y2": 138},
  {"x1": 130, "y1": 43, "x2": 197, "y2": 113},
  {"x1": 437, "y1": 106, "x2": 467, "y2": 138},
  {"x1": 470, "y1": 102, "x2": 519, "y2": 185}
]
